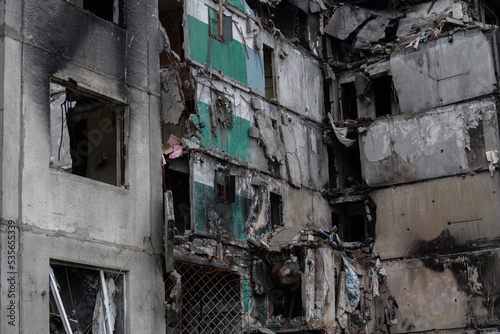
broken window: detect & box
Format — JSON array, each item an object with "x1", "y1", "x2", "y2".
[
  {"x1": 214, "y1": 170, "x2": 235, "y2": 204},
  {"x1": 341, "y1": 82, "x2": 358, "y2": 120},
  {"x1": 208, "y1": 8, "x2": 233, "y2": 42},
  {"x1": 165, "y1": 261, "x2": 242, "y2": 333},
  {"x1": 49, "y1": 80, "x2": 126, "y2": 186},
  {"x1": 333, "y1": 201, "x2": 375, "y2": 243},
  {"x1": 270, "y1": 192, "x2": 283, "y2": 228},
  {"x1": 49, "y1": 262, "x2": 126, "y2": 333},
  {"x1": 66, "y1": 0, "x2": 124, "y2": 26},
  {"x1": 263, "y1": 45, "x2": 275, "y2": 99}
]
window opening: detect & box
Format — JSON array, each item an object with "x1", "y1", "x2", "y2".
[
  {"x1": 67, "y1": 0, "x2": 124, "y2": 26},
  {"x1": 341, "y1": 82, "x2": 358, "y2": 120},
  {"x1": 327, "y1": 146, "x2": 337, "y2": 188},
  {"x1": 165, "y1": 261, "x2": 242, "y2": 333},
  {"x1": 270, "y1": 253, "x2": 302, "y2": 320},
  {"x1": 333, "y1": 201, "x2": 375, "y2": 243},
  {"x1": 49, "y1": 262, "x2": 126, "y2": 334},
  {"x1": 373, "y1": 76, "x2": 393, "y2": 117},
  {"x1": 270, "y1": 192, "x2": 283, "y2": 228},
  {"x1": 484, "y1": 2, "x2": 499, "y2": 25},
  {"x1": 263, "y1": 45, "x2": 275, "y2": 99},
  {"x1": 344, "y1": 214, "x2": 365, "y2": 242},
  {"x1": 159, "y1": 0, "x2": 185, "y2": 66},
  {"x1": 208, "y1": 8, "x2": 233, "y2": 42},
  {"x1": 164, "y1": 169, "x2": 191, "y2": 234},
  {"x1": 214, "y1": 170, "x2": 235, "y2": 204},
  {"x1": 50, "y1": 81, "x2": 126, "y2": 186}
]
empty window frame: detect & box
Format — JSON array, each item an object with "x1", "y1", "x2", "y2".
[
  {"x1": 270, "y1": 192, "x2": 283, "y2": 227},
  {"x1": 263, "y1": 45, "x2": 275, "y2": 99},
  {"x1": 214, "y1": 170, "x2": 235, "y2": 204},
  {"x1": 340, "y1": 82, "x2": 358, "y2": 120},
  {"x1": 49, "y1": 262, "x2": 126, "y2": 333},
  {"x1": 373, "y1": 75, "x2": 393, "y2": 117},
  {"x1": 49, "y1": 80, "x2": 126, "y2": 186},
  {"x1": 332, "y1": 201, "x2": 375, "y2": 243},
  {"x1": 164, "y1": 169, "x2": 191, "y2": 234},
  {"x1": 66, "y1": 0, "x2": 125, "y2": 26},
  {"x1": 208, "y1": 8, "x2": 233, "y2": 42}
]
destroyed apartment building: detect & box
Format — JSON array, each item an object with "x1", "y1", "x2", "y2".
[{"x1": 0, "y1": 0, "x2": 500, "y2": 333}]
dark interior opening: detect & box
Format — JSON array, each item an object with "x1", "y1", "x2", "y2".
[
  {"x1": 373, "y1": 76, "x2": 393, "y2": 117},
  {"x1": 344, "y1": 214, "x2": 366, "y2": 242},
  {"x1": 327, "y1": 146, "x2": 337, "y2": 188},
  {"x1": 263, "y1": 45, "x2": 275, "y2": 99},
  {"x1": 164, "y1": 169, "x2": 191, "y2": 234},
  {"x1": 270, "y1": 192, "x2": 283, "y2": 227},
  {"x1": 159, "y1": 0, "x2": 185, "y2": 66},
  {"x1": 270, "y1": 280, "x2": 302, "y2": 319},
  {"x1": 215, "y1": 170, "x2": 236, "y2": 204},
  {"x1": 341, "y1": 82, "x2": 358, "y2": 120},
  {"x1": 84, "y1": 0, "x2": 115, "y2": 22},
  {"x1": 333, "y1": 143, "x2": 362, "y2": 189},
  {"x1": 50, "y1": 81, "x2": 125, "y2": 186}
]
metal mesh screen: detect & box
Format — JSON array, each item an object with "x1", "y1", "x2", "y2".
[{"x1": 167, "y1": 261, "x2": 243, "y2": 333}]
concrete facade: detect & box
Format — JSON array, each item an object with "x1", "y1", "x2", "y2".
[
  {"x1": 2, "y1": 0, "x2": 500, "y2": 333},
  {"x1": 0, "y1": 0, "x2": 164, "y2": 333}
]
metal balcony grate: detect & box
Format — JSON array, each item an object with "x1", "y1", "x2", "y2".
[{"x1": 166, "y1": 261, "x2": 243, "y2": 333}]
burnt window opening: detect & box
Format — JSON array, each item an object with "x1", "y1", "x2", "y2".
[
  {"x1": 331, "y1": 143, "x2": 362, "y2": 190},
  {"x1": 341, "y1": 82, "x2": 358, "y2": 120},
  {"x1": 272, "y1": 2, "x2": 309, "y2": 47},
  {"x1": 208, "y1": 8, "x2": 233, "y2": 42},
  {"x1": 159, "y1": 0, "x2": 185, "y2": 66},
  {"x1": 373, "y1": 76, "x2": 393, "y2": 117},
  {"x1": 483, "y1": 2, "x2": 500, "y2": 25},
  {"x1": 67, "y1": 0, "x2": 125, "y2": 26},
  {"x1": 165, "y1": 261, "x2": 243, "y2": 333},
  {"x1": 50, "y1": 81, "x2": 126, "y2": 186},
  {"x1": 164, "y1": 169, "x2": 191, "y2": 234},
  {"x1": 333, "y1": 201, "x2": 375, "y2": 243},
  {"x1": 270, "y1": 192, "x2": 283, "y2": 228},
  {"x1": 263, "y1": 45, "x2": 275, "y2": 99},
  {"x1": 49, "y1": 262, "x2": 126, "y2": 334},
  {"x1": 215, "y1": 170, "x2": 236, "y2": 204}
]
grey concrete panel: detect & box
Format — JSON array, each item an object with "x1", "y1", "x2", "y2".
[
  {"x1": 390, "y1": 29, "x2": 497, "y2": 114},
  {"x1": 361, "y1": 99, "x2": 497, "y2": 187},
  {"x1": 373, "y1": 172, "x2": 500, "y2": 260},
  {"x1": 324, "y1": 5, "x2": 371, "y2": 40}
]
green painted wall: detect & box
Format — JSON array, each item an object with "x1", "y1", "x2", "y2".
[
  {"x1": 193, "y1": 181, "x2": 250, "y2": 240},
  {"x1": 197, "y1": 102, "x2": 252, "y2": 163},
  {"x1": 187, "y1": 14, "x2": 248, "y2": 85}
]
